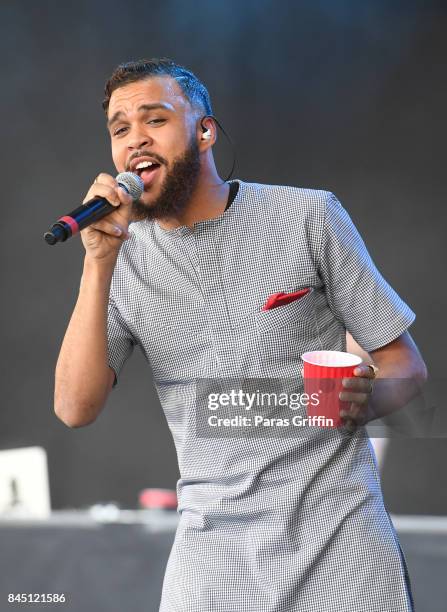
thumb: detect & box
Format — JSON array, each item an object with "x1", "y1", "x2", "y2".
[{"x1": 115, "y1": 186, "x2": 134, "y2": 217}]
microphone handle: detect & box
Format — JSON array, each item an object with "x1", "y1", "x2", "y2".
[{"x1": 44, "y1": 197, "x2": 116, "y2": 245}]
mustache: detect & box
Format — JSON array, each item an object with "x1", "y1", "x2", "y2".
[{"x1": 125, "y1": 150, "x2": 168, "y2": 171}]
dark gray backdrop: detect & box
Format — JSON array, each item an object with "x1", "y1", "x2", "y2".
[{"x1": 1, "y1": 0, "x2": 445, "y2": 512}]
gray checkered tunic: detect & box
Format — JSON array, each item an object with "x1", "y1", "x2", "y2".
[{"x1": 107, "y1": 180, "x2": 416, "y2": 611}]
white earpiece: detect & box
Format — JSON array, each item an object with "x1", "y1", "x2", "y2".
[{"x1": 202, "y1": 129, "x2": 212, "y2": 140}]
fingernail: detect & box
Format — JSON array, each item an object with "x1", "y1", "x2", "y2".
[{"x1": 114, "y1": 227, "x2": 122, "y2": 236}]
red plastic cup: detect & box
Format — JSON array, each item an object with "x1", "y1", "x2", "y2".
[{"x1": 301, "y1": 350, "x2": 363, "y2": 428}]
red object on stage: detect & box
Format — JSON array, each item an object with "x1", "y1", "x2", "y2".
[{"x1": 139, "y1": 488, "x2": 178, "y2": 509}]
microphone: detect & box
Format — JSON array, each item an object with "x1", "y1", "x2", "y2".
[{"x1": 43, "y1": 172, "x2": 144, "y2": 245}]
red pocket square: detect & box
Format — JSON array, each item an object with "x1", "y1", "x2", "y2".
[{"x1": 261, "y1": 288, "x2": 311, "y2": 311}]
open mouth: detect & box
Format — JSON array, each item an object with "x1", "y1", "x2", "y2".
[{"x1": 133, "y1": 160, "x2": 162, "y2": 190}]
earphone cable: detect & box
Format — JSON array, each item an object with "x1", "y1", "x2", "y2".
[{"x1": 205, "y1": 115, "x2": 237, "y2": 183}]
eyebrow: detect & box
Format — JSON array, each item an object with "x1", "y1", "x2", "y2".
[{"x1": 107, "y1": 103, "x2": 174, "y2": 129}]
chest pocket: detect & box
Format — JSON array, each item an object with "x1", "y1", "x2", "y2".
[{"x1": 253, "y1": 288, "x2": 323, "y2": 376}]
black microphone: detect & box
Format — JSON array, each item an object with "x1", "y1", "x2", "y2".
[{"x1": 43, "y1": 172, "x2": 144, "y2": 245}]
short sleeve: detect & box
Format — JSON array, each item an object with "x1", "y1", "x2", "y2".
[
  {"x1": 107, "y1": 292, "x2": 136, "y2": 388},
  {"x1": 318, "y1": 193, "x2": 416, "y2": 353}
]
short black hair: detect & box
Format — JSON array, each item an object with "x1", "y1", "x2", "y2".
[{"x1": 102, "y1": 57, "x2": 213, "y2": 117}]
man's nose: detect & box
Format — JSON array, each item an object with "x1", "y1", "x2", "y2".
[{"x1": 127, "y1": 130, "x2": 153, "y2": 150}]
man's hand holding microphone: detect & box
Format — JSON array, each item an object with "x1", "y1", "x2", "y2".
[
  {"x1": 80, "y1": 173, "x2": 134, "y2": 264},
  {"x1": 44, "y1": 171, "x2": 143, "y2": 264}
]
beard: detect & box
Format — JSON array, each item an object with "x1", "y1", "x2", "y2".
[{"x1": 131, "y1": 136, "x2": 201, "y2": 223}]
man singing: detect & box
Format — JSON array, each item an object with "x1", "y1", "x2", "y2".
[{"x1": 54, "y1": 58, "x2": 427, "y2": 611}]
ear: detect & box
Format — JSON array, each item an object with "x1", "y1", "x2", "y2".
[{"x1": 198, "y1": 115, "x2": 216, "y2": 148}]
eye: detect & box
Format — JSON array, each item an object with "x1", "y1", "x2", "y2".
[
  {"x1": 113, "y1": 126, "x2": 128, "y2": 137},
  {"x1": 112, "y1": 118, "x2": 165, "y2": 137}
]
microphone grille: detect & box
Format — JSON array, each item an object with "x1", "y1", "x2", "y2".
[{"x1": 116, "y1": 172, "x2": 144, "y2": 201}]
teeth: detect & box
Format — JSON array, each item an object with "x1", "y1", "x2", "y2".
[{"x1": 135, "y1": 161, "x2": 154, "y2": 170}]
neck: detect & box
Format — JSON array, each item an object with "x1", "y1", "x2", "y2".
[{"x1": 156, "y1": 164, "x2": 230, "y2": 231}]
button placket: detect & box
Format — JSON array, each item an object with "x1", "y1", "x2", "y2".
[
  {"x1": 193, "y1": 227, "x2": 232, "y2": 330},
  {"x1": 177, "y1": 230, "x2": 201, "y2": 282},
  {"x1": 193, "y1": 227, "x2": 242, "y2": 377}
]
